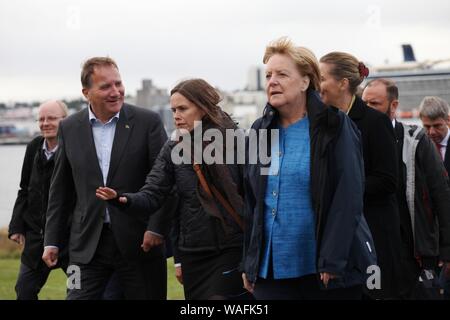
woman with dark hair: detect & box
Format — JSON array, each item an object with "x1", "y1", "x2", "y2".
[
  {"x1": 242, "y1": 38, "x2": 376, "y2": 300},
  {"x1": 319, "y1": 52, "x2": 401, "y2": 299},
  {"x1": 96, "y1": 79, "x2": 250, "y2": 300}
]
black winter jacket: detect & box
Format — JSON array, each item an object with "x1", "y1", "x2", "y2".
[
  {"x1": 8, "y1": 136, "x2": 70, "y2": 269},
  {"x1": 125, "y1": 140, "x2": 244, "y2": 253}
]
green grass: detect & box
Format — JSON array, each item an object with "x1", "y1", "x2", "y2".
[{"x1": 0, "y1": 258, "x2": 184, "y2": 300}]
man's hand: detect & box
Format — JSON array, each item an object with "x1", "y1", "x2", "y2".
[
  {"x1": 141, "y1": 231, "x2": 163, "y2": 252},
  {"x1": 42, "y1": 247, "x2": 59, "y2": 268},
  {"x1": 10, "y1": 233, "x2": 25, "y2": 245},
  {"x1": 242, "y1": 273, "x2": 255, "y2": 294},
  {"x1": 175, "y1": 265, "x2": 183, "y2": 284}
]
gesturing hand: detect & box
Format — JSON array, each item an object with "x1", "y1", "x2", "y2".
[{"x1": 96, "y1": 187, "x2": 128, "y2": 203}]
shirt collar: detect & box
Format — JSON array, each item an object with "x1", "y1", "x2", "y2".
[
  {"x1": 88, "y1": 105, "x2": 120, "y2": 124},
  {"x1": 441, "y1": 129, "x2": 450, "y2": 147},
  {"x1": 42, "y1": 140, "x2": 58, "y2": 156}
]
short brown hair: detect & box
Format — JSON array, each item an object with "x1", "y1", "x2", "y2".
[
  {"x1": 263, "y1": 37, "x2": 321, "y2": 91},
  {"x1": 170, "y1": 79, "x2": 235, "y2": 129},
  {"x1": 320, "y1": 52, "x2": 368, "y2": 95},
  {"x1": 81, "y1": 57, "x2": 118, "y2": 88},
  {"x1": 365, "y1": 78, "x2": 399, "y2": 102}
]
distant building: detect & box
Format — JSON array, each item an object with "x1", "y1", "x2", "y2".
[
  {"x1": 366, "y1": 69, "x2": 450, "y2": 111},
  {"x1": 135, "y1": 79, "x2": 175, "y2": 133},
  {"x1": 218, "y1": 66, "x2": 267, "y2": 129},
  {"x1": 246, "y1": 66, "x2": 265, "y2": 91},
  {"x1": 365, "y1": 44, "x2": 450, "y2": 110},
  {"x1": 136, "y1": 79, "x2": 169, "y2": 110},
  {"x1": 221, "y1": 91, "x2": 266, "y2": 129}
]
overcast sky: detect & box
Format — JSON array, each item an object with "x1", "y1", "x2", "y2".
[{"x1": 1, "y1": 0, "x2": 449, "y2": 102}]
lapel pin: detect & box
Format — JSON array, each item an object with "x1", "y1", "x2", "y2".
[{"x1": 125, "y1": 124, "x2": 130, "y2": 129}]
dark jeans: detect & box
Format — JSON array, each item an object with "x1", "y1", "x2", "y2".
[
  {"x1": 67, "y1": 225, "x2": 166, "y2": 300},
  {"x1": 253, "y1": 274, "x2": 362, "y2": 300}
]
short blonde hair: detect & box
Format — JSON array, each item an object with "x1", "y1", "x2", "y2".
[{"x1": 263, "y1": 37, "x2": 321, "y2": 91}]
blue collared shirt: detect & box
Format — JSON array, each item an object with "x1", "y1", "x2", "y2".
[
  {"x1": 89, "y1": 106, "x2": 120, "y2": 224},
  {"x1": 259, "y1": 116, "x2": 317, "y2": 279}
]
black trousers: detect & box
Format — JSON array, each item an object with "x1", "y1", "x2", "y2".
[
  {"x1": 66, "y1": 225, "x2": 166, "y2": 300},
  {"x1": 253, "y1": 274, "x2": 362, "y2": 300},
  {"x1": 398, "y1": 257, "x2": 443, "y2": 300},
  {"x1": 15, "y1": 261, "x2": 57, "y2": 300}
]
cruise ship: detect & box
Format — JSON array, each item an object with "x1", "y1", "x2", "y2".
[{"x1": 365, "y1": 45, "x2": 450, "y2": 111}]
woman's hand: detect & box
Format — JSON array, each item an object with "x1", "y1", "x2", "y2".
[
  {"x1": 320, "y1": 272, "x2": 337, "y2": 288},
  {"x1": 242, "y1": 273, "x2": 255, "y2": 293},
  {"x1": 96, "y1": 187, "x2": 127, "y2": 203},
  {"x1": 175, "y1": 265, "x2": 183, "y2": 284}
]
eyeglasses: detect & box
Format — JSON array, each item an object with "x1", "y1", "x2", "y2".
[{"x1": 36, "y1": 116, "x2": 63, "y2": 124}]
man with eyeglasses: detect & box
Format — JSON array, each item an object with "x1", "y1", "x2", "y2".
[{"x1": 8, "y1": 100, "x2": 70, "y2": 299}]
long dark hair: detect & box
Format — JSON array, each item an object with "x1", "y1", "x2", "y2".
[{"x1": 170, "y1": 79, "x2": 236, "y2": 129}]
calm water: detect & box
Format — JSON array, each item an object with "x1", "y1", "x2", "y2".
[{"x1": 0, "y1": 145, "x2": 26, "y2": 228}]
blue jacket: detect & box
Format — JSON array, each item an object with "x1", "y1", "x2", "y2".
[{"x1": 242, "y1": 89, "x2": 377, "y2": 289}]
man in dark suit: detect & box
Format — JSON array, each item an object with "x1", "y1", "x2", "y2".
[
  {"x1": 419, "y1": 96, "x2": 450, "y2": 174},
  {"x1": 419, "y1": 95, "x2": 450, "y2": 298},
  {"x1": 9, "y1": 100, "x2": 70, "y2": 299},
  {"x1": 363, "y1": 79, "x2": 450, "y2": 299},
  {"x1": 42, "y1": 57, "x2": 171, "y2": 299}
]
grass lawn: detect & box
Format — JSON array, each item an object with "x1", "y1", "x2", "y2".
[{"x1": 0, "y1": 258, "x2": 184, "y2": 300}]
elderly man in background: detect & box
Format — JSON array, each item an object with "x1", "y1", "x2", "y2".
[
  {"x1": 8, "y1": 100, "x2": 70, "y2": 300},
  {"x1": 363, "y1": 80, "x2": 450, "y2": 299}
]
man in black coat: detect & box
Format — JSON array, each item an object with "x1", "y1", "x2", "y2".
[
  {"x1": 42, "y1": 57, "x2": 171, "y2": 299},
  {"x1": 363, "y1": 79, "x2": 450, "y2": 299},
  {"x1": 347, "y1": 94, "x2": 401, "y2": 299},
  {"x1": 8, "y1": 100, "x2": 70, "y2": 299},
  {"x1": 419, "y1": 95, "x2": 450, "y2": 298}
]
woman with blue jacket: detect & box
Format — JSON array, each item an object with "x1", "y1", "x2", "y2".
[{"x1": 242, "y1": 38, "x2": 376, "y2": 299}]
